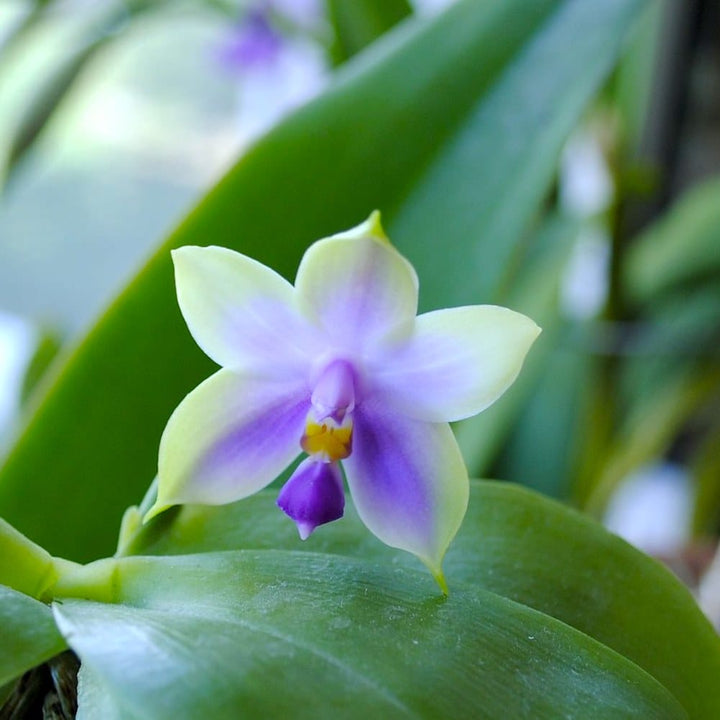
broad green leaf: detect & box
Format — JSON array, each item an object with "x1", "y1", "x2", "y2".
[
  {"x1": 53, "y1": 552, "x2": 686, "y2": 720},
  {"x1": 326, "y1": 0, "x2": 412, "y2": 64},
  {"x1": 0, "y1": 0, "x2": 649, "y2": 562},
  {"x1": 127, "y1": 480, "x2": 720, "y2": 720},
  {"x1": 624, "y1": 176, "x2": 720, "y2": 305},
  {"x1": 0, "y1": 585, "x2": 66, "y2": 687},
  {"x1": 76, "y1": 663, "x2": 129, "y2": 720}
]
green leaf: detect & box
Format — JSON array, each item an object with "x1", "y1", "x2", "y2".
[
  {"x1": 493, "y1": 335, "x2": 592, "y2": 498},
  {"x1": 19, "y1": 328, "x2": 63, "y2": 408},
  {"x1": 624, "y1": 176, "x2": 720, "y2": 305},
  {"x1": 53, "y1": 552, "x2": 686, "y2": 719},
  {"x1": 3, "y1": 37, "x2": 106, "y2": 182},
  {"x1": 454, "y1": 211, "x2": 580, "y2": 477},
  {"x1": 0, "y1": 0, "x2": 649, "y2": 562},
  {"x1": 0, "y1": 585, "x2": 66, "y2": 687},
  {"x1": 585, "y1": 366, "x2": 720, "y2": 514},
  {"x1": 691, "y1": 420, "x2": 720, "y2": 538},
  {"x1": 126, "y1": 481, "x2": 720, "y2": 720},
  {"x1": 326, "y1": 0, "x2": 412, "y2": 64},
  {"x1": 76, "y1": 663, "x2": 128, "y2": 720}
]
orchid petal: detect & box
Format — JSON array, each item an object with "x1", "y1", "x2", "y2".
[
  {"x1": 371, "y1": 305, "x2": 541, "y2": 422},
  {"x1": 172, "y1": 246, "x2": 318, "y2": 378},
  {"x1": 147, "y1": 369, "x2": 308, "y2": 519},
  {"x1": 342, "y1": 398, "x2": 469, "y2": 588},
  {"x1": 295, "y1": 212, "x2": 419, "y2": 350}
]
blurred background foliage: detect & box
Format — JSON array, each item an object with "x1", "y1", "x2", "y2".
[{"x1": 0, "y1": 0, "x2": 719, "y2": 605}]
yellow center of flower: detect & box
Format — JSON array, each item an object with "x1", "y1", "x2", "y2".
[{"x1": 301, "y1": 418, "x2": 353, "y2": 461}]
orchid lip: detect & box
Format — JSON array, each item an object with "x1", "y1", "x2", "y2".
[{"x1": 277, "y1": 458, "x2": 345, "y2": 539}]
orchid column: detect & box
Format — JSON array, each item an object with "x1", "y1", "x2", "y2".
[{"x1": 147, "y1": 213, "x2": 540, "y2": 591}]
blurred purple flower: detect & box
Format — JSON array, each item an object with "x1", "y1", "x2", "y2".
[{"x1": 216, "y1": 6, "x2": 284, "y2": 71}]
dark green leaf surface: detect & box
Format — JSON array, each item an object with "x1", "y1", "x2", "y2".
[
  {"x1": 326, "y1": 0, "x2": 412, "y2": 64},
  {"x1": 691, "y1": 420, "x2": 720, "y2": 537},
  {"x1": 128, "y1": 481, "x2": 720, "y2": 720},
  {"x1": 53, "y1": 552, "x2": 686, "y2": 720},
  {"x1": 0, "y1": 585, "x2": 66, "y2": 687},
  {"x1": 0, "y1": 0, "x2": 648, "y2": 563}
]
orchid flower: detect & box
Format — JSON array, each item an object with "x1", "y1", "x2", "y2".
[{"x1": 146, "y1": 213, "x2": 540, "y2": 590}]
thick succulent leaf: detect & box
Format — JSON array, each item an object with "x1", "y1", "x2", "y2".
[
  {"x1": 53, "y1": 552, "x2": 686, "y2": 720},
  {"x1": 0, "y1": 585, "x2": 67, "y2": 687},
  {"x1": 76, "y1": 663, "x2": 130, "y2": 720},
  {"x1": 127, "y1": 480, "x2": 720, "y2": 719},
  {"x1": 0, "y1": 0, "x2": 649, "y2": 562}
]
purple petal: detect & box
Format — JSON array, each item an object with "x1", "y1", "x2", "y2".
[
  {"x1": 152, "y1": 369, "x2": 310, "y2": 514},
  {"x1": 342, "y1": 397, "x2": 469, "y2": 578},
  {"x1": 277, "y1": 458, "x2": 345, "y2": 539}
]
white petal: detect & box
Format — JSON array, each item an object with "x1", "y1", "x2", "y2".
[
  {"x1": 370, "y1": 305, "x2": 540, "y2": 422},
  {"x1": 172, "y1": 246, "x2": 318, "y2": 378}
]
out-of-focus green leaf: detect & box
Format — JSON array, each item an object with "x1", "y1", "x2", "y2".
[
  {"x1": 691, "y1": 420, "x2": 720, "y2": 538},
  {"x1": 0, "y1": 0, "x2": 649, "y2": 562},
  {"x1": 585, "y1": 366, "x2": 720, "y2": 514},
  {"x1": 1, "y1": 0, "x2": 175, "y2": 185},
  {"x1": 455, "y1": 212, "x2": 579, "y2": 477},
  {"x1": 127, "y1": 480, "x2": 720, "y2": 720},
  {"x1": 624, "y1": 177, "x2": 720, "y2": 305},
  {"x1": 611, "y1": 0, "x2": 664, "y2": 151},
  {"x1": 494, "y1": 334, "x2": 592, "y2": 498},
  {"x1": 0, "y1": 585, "x2": 66, "y2": 687},
  {"x1": 3, "y1": 37, "x2": 106, "y2": 182},
  {"x1": 53, "y1": 551, "x2": 686, "y2": 720},
  {"x1": 326, "y1": 0, "x2": 412, "y2": 64},
  {"x1": 633, "y1": 285, "x2": 720, "y2": 362},
  {"x1": 19, "y1": 329, "x2": 62, "y2": 408}
]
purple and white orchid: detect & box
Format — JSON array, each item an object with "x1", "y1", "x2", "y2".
[{"x1": 147, "y1": 213, "x2": 540, "y2": 590}]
